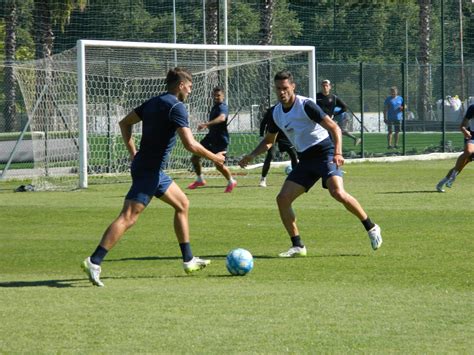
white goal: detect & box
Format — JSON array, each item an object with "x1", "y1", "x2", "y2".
[{"x1": 12, "y1": 40, "x2": 316, "y2": 190}]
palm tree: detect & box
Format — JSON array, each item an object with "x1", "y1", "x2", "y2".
[
  {"x1": 258, "y1": 0, "x2": 275, "y2": 46},
  {"x1": 258, "y1": 0, "x2": 275, "y2": 114},
  {"x1": 417, "y1": 0, "x2": 432, "y2": 121},
  {"x1": 33, "y1": 0, "x2": 87, "y2": 60},
  {"x1": 4, "y1": 0, "x2": 17, "y2": 132}
]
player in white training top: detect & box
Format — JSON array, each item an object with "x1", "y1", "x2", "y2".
[{"x1": 239, "y1": 70, "x2": 382, "y2": 256}]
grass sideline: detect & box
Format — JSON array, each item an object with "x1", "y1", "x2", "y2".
[{"x1": 0, "y1": 159, "x2": 472, "y2": 353}]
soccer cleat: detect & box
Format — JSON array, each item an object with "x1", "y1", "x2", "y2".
[
  {"x1": 259, "y1": 179, "x2": 267, "y2": 187},
  {"x1": 224, "y1": 180, "x2": 237, "y2": 193},
  {"x1": 367, "y1": 224, "x2": 383, "y2": 250},
  {"x1": 278, "y1": 246, "x2": 307, "y2": 258},
  {"x1": 187, "y1": 180, "x2": 206, "y2": 189},
  {"x1": 81, "y1": 257, "x2": 104, "y2": 287},
  {"x1": 436, "y1": 178, "x2": 448, "y2": 193},
  {"x1": 183, "y1": 257, "x2": 211, "y2": 274}
]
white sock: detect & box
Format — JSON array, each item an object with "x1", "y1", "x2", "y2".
[
  {"x1": 228, "y1": 177, "x2": 235, "y2": 185},
  {"x1": 196, "y1": 175, "x2": 204, "y2": 182},
  {"x1": 260, "y1": 176, "x2": 266, "y2": 181}
]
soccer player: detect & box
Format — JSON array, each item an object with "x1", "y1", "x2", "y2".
[
  {"x1": 81, "y1": 68, "x2": 226, "y2": 287},
  {"x1": 188, "y1": 86, "x2": 237, "y2": 193},
  {"x1": 383, "y1": 86, "x2": 404, "y2": 149},
  {"x1": 436, "y1": 103, "x2": 474, "y2": 192},
  {"x1": 239, "y1": 70, "x2": 382, "y2": 257},
  {"x1": 317, "y1": 79, "x2": 361, "y2": 146},
  {"x1": 258, "y1": 106, "x2": 298, "y2": 187}
]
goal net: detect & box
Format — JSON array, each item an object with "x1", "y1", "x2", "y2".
[{"x1": 12, "y1": 40, "x2": 315, "y2": 190}]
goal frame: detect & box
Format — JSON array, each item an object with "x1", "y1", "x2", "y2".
[{"x1": 77, "y1": 39, "x2": 316, "y2": 188}]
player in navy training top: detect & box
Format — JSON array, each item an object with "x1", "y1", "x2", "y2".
[
  {"x1": 258, "y1": 106, "x2": 298, "y2": 187},
  {"x1": 436, "y1": 103, "x2": 474, "y2": 192},
  {"x1": 239, "y1": 70, "x2": 382, "y2": 257},
  {"x1": 188, "y1": 87, "x2": 237, "y2": 193},
  {"x1": 81, "y1": 68, "x2": 226, "y2": 287}
]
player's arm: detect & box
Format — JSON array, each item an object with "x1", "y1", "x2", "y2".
[
  {"x1": 305, "y1": 100, "x2": 344, "y2": 167},
  {"x1": 459, "y1": 105, "x2": 474, "y2": 139},
  {"x1": 239, "y1": 132, "x2": 277, "y2": 168},
  {"x1": 335, "y1": 96, "x2": 348, "y2": 114},
  {"x1": 177, "y1": 127, "x2": 225, "y2": 166},
  {"x1": 119, "y1": 110, "x2": 141, "y2": 160},
  {"x1": 198, "y1": 113, "x2": 226, "y2": 130},
  {"x1": 320, "y1": 116, "x2": 344, "y2": 167}
]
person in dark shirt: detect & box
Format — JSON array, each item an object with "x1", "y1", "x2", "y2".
[
  {"x1": 81, "y1": 68, "x2": 226, "y2": 287},
  {"x1": 316, "y1": 79, "x2": 361, "y2": 146},
  {"x1": 239, "y1": 70, "x2": 382, "y2": 258},
  {"x1": 258, "y1": 106, "x2": 298, "y2": 187},
  {"x1": 188, "y1": 86, "x2": 237, "y2": 193}
]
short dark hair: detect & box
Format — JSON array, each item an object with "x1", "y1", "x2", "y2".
[
  {"x1": 166, "y1": 67, "x2": 192, "y2": 90},
  {"x1": 213, "y1": 86, "x2": 224, "y2": 93},
  {"x1": 274, "y1": 70, "x2": 294, "y2": 83}
]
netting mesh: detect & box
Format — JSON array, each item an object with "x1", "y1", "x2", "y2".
[{"x1": 12, "y1": 43, "x2": 311, "y2": 190}]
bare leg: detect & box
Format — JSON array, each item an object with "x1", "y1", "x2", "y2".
[
  {"x1": 326, "y1": 175, "x2": 368, "y2": 221},
  {"x1": 190, "y1": 155, "x2": 202, "y2": 176},
  {"x1": 99, "y1": 199, "x2": 146, "y2": 250},
  {"x1": 387, "y1": 131, "x2": 393, "y2": 147},
  {"x1": 394, "y1": 131, "x2": 400, "y2": 147},
  {"x1": 453, "y1": 142, "x2": 474, "y2": 173},
  {"x1": 276, "y1": 180, "x2": 306, "y2": 237},
  {"x1": 159, "y1": 182, "x2": 190, "y2": 244},
  {"x1": 215, "y1": 162, "x2": 233, "y2": 181},
  {"x1": 342, "y1": 129, "x2": 358, "y2": 143}
]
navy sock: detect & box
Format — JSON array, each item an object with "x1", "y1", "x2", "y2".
[
  {"x1": 291, "y1": 235, "x2": 304, "y2": 248},
  {"x1": 362, "y1": 218, "x2": 375, "y2": 231},
  {"x1": 179, "y1": 243, "x2": 193, "y2": 262},
  {"x1": 90, "y1": 245, "x2": 108, "y2": 265}
]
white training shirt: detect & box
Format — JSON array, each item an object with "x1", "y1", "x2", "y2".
[{"x1": 272, "y1": 95, "x2": 329, "y2": 153}]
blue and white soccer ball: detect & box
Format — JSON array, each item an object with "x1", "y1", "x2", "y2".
[
  {"x1": 226, "y1": 248, "x2": 254, "y2": 276},
  {"x1": 285, "y1": 165, "x2": 293, "y2": 175}
]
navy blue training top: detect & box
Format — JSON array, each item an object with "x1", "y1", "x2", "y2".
[
  {"x1": 133, "y1": 92, "x2": 189, "y2": 171},
  {"x1": 207, "y1": 102, "x2": 229, "y2": 141}
]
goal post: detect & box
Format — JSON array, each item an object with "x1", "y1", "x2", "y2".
[
  {"x1": 13, "y1": 40, "x2": 316, "y2": 190},
  {"x1": 77, "y1": 40, "x2": 316, "y2": 188}
]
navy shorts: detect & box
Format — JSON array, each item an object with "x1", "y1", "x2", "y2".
[
  {"x1": 287, "y1": 151, "x2": 343, "y2": 191},
  {"x1": 200, "y1": 135, "x2": 228, "y2": 154},
  {"x1": 125, "y1": 169, "x2": 173, "y2": 206}
]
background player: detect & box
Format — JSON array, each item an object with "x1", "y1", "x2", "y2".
[
  {"x1": 188, "y1": 86, "x2": 237, "y2": 193},
  {"x1": 258, "y1": 106, "x2": 298, "y2": 187},
  {"x1": 436, "y1": 103, "x2": 474, "y2": 192},
  {"x1": 239, "y1": 70, "x2": 382, "y2": 257},
  {"x1": 317, "y1": 79, "x2": 361, "y2": 146},
  {"x1": 81, "y1": 68, "x2": 226, "y2": 287}
]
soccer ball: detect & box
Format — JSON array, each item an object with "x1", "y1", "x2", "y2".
[
  {"x1": 226, "y1": 248, "x2": 254, "y2": 276},
  {"x1": 285, "y1": 165, "x2": 293, "y2": 175}
]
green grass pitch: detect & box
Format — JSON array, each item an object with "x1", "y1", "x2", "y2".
[{"x1": 0, "y1": 159, "x2": 472, "y2": 353}]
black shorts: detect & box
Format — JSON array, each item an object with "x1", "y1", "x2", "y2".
[{"x1": 200, "y1": 135, "x2": 229, "y2": 154}]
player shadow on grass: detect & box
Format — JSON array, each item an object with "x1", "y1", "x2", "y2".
[
  {"x1": 107, "y1": 253, "x2": 364, "y2": 263},
  {"x1": 0, "y1": 278, "x2": 86, "y2": 288},
  {"x1": 378, "y1": 190, "x2": 439, "y2": 194}
]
